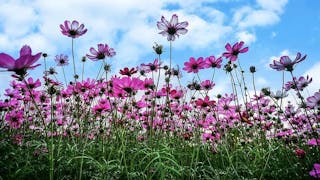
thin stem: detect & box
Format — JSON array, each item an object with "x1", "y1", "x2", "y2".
[
  {"x1": 71, "y1": 39, "x2": 77, "y2": 82},
  {"x1": 62, "y1": 66, "x2": 68, "y2": 86}
]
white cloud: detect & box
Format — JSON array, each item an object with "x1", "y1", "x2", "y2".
[
  {"x1": 0, "y1": 0, "x2": 289, "y2": 94},
  {"x1": 233, "y1": 0, "x2": 288, "y2": 29},
  {"x1": 236, "y1": 31, "x2": 256, "y2": 44},
  {"x1": 256, "y1": 0, "x2": 288, "y2": 13},
  {"x1": 238, "y1": 10, "x2": 280, "y2": 28}
]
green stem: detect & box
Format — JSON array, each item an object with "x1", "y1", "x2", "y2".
[{"x1": 71, "y1": 39, "x2": 77, "y2": 82}]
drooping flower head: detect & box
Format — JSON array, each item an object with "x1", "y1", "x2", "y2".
[
  {"x1": 157, "y1": 14, "x2": 188, "y2": 41},
  {"x1": 270, "y1": 52, "x2": 307, "y2": 72},
  {"x1": 0, "y1": 45, "x2": 42, "y2": 77},
  {"x1": 60, "y1": 20, "x2": 87, "y2": 38},
  {"x1": 55, "y1": 54, "x2": 69, "y2": 66},
  {"x1": 86, "y1": 44, "x2": 116, "y2": 61},
  {"x1": 222, "y1": 41, "x2": 248, "y2": 61},
  {"x1": 183, "y1": 57, "x2": 206, "y2": 73}
]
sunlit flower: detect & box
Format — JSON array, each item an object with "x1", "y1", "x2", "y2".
[
  {"x1": 205, "y1": 56, "x2": 223, "y2": 69},
  {"x1": 0, "y1": 45, "x2": 42, "y2": 77},
  {"x1": 306, "y1": 91, "x2": 320, "y2": 108},
  {"x1": 222, "y1": 41, "x2": 248, "y2": 61},
  {"x1": 183, "y1": 57, "x2": 206, "y2": 73},
  {"x1": 55, "y1": 54, "x2": 69, "y2": 66},
  {"x1": 60, "y1": 20, "x2": 87, "y2": 38},
  {"x1": 86, "y1": 44, "x2": 116, "y2": 61},
  {"x1": 270, "y1": 90, "x2": 288, "y2": 100},
  {"x1": 157, "y1": 14, "x2": 188, "y2": 41},
  {"x1": 200, "y1": 80, "x2": 215, "y2": 90},
  {"x1": 270, "y1": 52, "x2": 306, "y2": 72},
  {"x1": 140, "y1": 59, "x2": 161, "y2": 73}
]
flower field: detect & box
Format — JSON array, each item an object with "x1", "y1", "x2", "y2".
[{"x1": 0, "y1": 15, "x2": 319, "y2": 179}]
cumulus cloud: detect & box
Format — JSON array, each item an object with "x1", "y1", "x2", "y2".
[
  {"x1": 233, "y1": 0, "x2": 288, "y2": 29},
  {"x1": 0, "y1": 0, "x2": 289, "y2": 93},
  {"x1": 236, "y1": 31, "x2": 256, "y2": 44}
]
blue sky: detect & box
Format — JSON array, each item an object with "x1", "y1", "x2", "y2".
[{"x1": 0, "y1": 0, "x2": 319, "y2": 99}]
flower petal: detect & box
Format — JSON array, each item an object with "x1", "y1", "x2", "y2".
[
  {"x1": 170, "y1": 14, "x2": 178, "y2": 26},
  {"x1": 71, "y1": 20, "x2": 79, "y2": 30},
  {"x1": 20, "y1": 45, "x2": 32, "y2": 56},
  {"x1": 0, "y1": 53, "x2": 15, "y2": 69},
  {"x1": 176, "y1": 28, "x2": 188, "y2": 35}
]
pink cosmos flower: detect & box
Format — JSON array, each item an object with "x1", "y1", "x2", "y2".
[
  {"x1": 200, "y1": 80, "x2": 215, "y2": 90},
  {"x1": 270, "y1": 52, "x2": 307, "y2": 72},
  {"x1": 306, "y1": 92, "x2": 320, "y2": 109},
  {"x1": 309, "y1": 163, "x2": 320, "y2": 178},
  {"x1": 0, "y1": 45, "x2": 42, "y2": 77},
  {"x1": 86, "y1": 44, "x2": 116, "y2": 61},
  {"x1": 119, "y1": 67, "x2": 137, "y2": 77},
  {"x1": 205, "y1": 56, "x2": 222, "y2": 69},
  {"x1": 157, "y1": 14, "x2": 188, "y2": 41},
  {"x1": 5, "y1": 110, "x2": 24, "y2": 129},
  {"x1": 112, "y1": 77, "x2": 144, "y2": 96},
  {"x1": 195, "y1": 96, "x2": 216, "y2": 108},
  {"x1": 308, "y1": 138, "x2": 320, "y2": 146},
  {"x1": 60, "y1": 20, "x2": 87, "y2": 38},
  {"x1": 140, "y1": 59, "x2": 161, "y2": 73},
  {"x1": 222, "y1": 41, "x2": 248, "y2": 61},
  {"x1": 183, "y1": 57, "x2": 206, "y2": 73},
  {"x1": 55, "y1": 54, "x2": 69, "y2": 66}
]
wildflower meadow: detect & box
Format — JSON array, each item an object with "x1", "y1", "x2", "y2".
[{"x1": 0, "y1": 14, "x2": 319, "y2": 179}]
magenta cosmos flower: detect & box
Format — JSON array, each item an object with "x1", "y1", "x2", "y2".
[
  {"x1": 270, "y1": 52, "x2": 306, "y2": 72},
  {"x1": 60, "y1": 20, "x2": 87, "y2": 38},
  {"x1": 222, "y1": 41, "x2": 248, "y2": 61},
  {"x1": 0, "y1": 45, "x2": 42, "y2": 77},
  {"x1": 310, "y1": 163, "x2": 320, "y2": 178},
  {"x1": 183, "y1": 57, "x2": 206, "y2": 73},
  {"x1": 86, "y1": 44, "x2": 116, "y2": 61},
  {"x1": 157, "y1": 14, "x2": 188, "y2": 41}
]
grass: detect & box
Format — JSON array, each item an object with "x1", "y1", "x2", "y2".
[{"x1": 0, "y1": 127, "x2": 317, "y2": 179}]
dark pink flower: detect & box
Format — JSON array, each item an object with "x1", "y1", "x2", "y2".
[
  {"x1": 222, "y1": 41, "x2": 248, "y2": 61},
  {"x1": 157, "y1": 14, "x2": 188, "y2": 41},
  {"x1": 294, "y1": 148, "x2": 306, "y2": 159},
  {"x1": 112, "y1": 77, "x2": 144, "y2": 96},
  {"x1": 5, "y1": 110, "x2": 24, "y2": 129},
  {"x1": 183, "y1": 57, "x2": 206, "y2": 73},
  {"x1": 0, "y1": 45, "x2": 42, "y2": 77},
  {"x1": 119, "y1": 67, "x2": 137, "y2": 77},
  {"x1": 195, "y1": 96, "x2": 215, "y2": 108},
  {"x1": 309, "y1": 163, "x2": 320, "y2": 178},
  {"x1": 205, "y1": 56, "x2": 222, "y2": 69},
  {"x1": 200, "y1": 80, "x2": 215, "y2": 90},
  {"x1": 60, "y1": 20, "x2": 87, "y2": 38},
  {"x1": 270, "y1": 52, "x2": 306, "y2": 72},
  {"x1": 86, "y1": 44, "x2": 116, "y2": 61}
]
